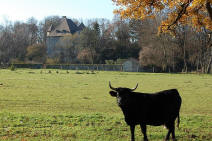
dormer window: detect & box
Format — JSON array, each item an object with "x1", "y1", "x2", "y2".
[{"x1": 56, "y1": 30, "x2": 61, "y2": 33}]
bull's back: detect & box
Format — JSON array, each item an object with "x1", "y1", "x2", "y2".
[{"x1": 125, "y1": 89, "x2": 181, "y2": 125}]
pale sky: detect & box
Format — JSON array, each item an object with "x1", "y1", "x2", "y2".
[{"x1": 0, "y1": 0, "x2": 117, "y2": 24}]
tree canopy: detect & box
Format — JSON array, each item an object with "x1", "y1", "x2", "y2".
[{"x1": 112, "y1": 0, "x2": 212, "y2": 33}]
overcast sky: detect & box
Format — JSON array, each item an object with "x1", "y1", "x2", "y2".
[{"x1": 0, "y1": 0, "x2": 117, "y2": 24}]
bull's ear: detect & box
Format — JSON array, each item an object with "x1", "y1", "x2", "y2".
[{"x1": 109, "y1": 91, "x2": 117, "y2": 97}]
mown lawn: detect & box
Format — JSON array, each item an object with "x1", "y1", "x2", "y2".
[{"x1": 0, "y1": 69, "x2": 212, "y2": 140}]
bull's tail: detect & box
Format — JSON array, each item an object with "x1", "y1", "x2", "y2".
[{"x1": 177, "y1": 113, "x2": 180, "y2": 128}]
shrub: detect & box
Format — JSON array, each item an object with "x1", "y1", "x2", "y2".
[
  {"x1": 26, "y1": 43, "x2": 47, "y2": 63},
  {"x1": 46, "y1": 58, "x2": 58, "y2": 64},
  {"x1": 105, "y1": 60, "x2": 115, "y2": 64},
  {"x1": 10, "y1": 64, "x2": 16, "y2": 71},
  {"x1": 116, "y1": 59, "x2": 127, "y2": 64}
]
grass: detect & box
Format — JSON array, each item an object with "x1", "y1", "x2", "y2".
[{"x1": 0, "y1": 69, "x2": 212, "y2": 140}]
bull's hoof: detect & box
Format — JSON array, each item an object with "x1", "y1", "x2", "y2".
[{"x1": 165, "y1": 139, "x2": 177, "y2": 141}]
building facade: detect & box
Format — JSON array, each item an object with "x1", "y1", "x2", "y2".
[
  {"x1": 46, "y1": 16, "x2": 85, "y2": 57},
  {"x1": 122, "y1": 58, "x2": 141, "y2": 72}
]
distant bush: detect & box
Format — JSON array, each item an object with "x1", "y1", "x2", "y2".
[
  {"x1": 105, "y1": 59, "x2": 127, "y2": 65},
  {"x1": 12, "y1": 63, "x2": 42, "y2": 69},
  {"x1": 116, "y1": 59, "x2": 127, "y2": 64},
  {"x1": 75, "y1": 71, "x2": 84, "y2": 74},
  {"x1": 90, "y1": 70, "x2": 95, "y2": 74},
  {"x1": 26, "y1": 43, "x2": 47, "y2": 63},
  {"x1": 10, "y1": 59, "x2": 25, "y2": 64},
  {"x1": 105, "y1": 60, "x2": 115, "y2": 64},
  {"x1": 46, "y1": 58, "x2": 58, "y2": 65},
  {"x1": 10, "y1": 64, "x2": 16, "y2": 71}
]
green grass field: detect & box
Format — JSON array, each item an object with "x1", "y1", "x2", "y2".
[{"x1": 0, "y1": 69, "x2": 212, "y2": 141}]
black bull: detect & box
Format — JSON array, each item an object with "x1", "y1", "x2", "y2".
[{"x1": 109, "y1": 82, "x2": 182, "y2": 141}]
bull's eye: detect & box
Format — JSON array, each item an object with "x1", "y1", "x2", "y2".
[
  {"x1": 117, "y1": 97, "x2": 122, "y2": 105},
  {"x1": 109, "y1": 91, "x2": 117, "y2": 97}
]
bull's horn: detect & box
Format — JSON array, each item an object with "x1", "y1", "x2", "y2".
[
  {"x1": 131, "y1": 83, "x2": 138, "y2": 91},
  {"x1": 109, "y1": 81, "x2": 116, "y2": 90}
]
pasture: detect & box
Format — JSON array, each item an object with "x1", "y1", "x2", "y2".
[{"x1": 0, "y1": 69, "x2": 212, "y2": 141}]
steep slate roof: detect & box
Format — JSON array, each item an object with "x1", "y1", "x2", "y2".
[
  {"x1": 78, "y1": 23, "x2": 85, "y2": 31},
  {"x1": 47, "y1": 16, "x2": 83, "y2": 37},
  {"x1": 47, "y1": 25, "x2": 53, "y2": 32}
]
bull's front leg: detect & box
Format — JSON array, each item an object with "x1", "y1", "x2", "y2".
[
  {"x1": 165, "y1": 122, "x2": 175, "y2": 141},
  {"x1": 130, "y1": 125, "x2": 135, "y2": 141},
  {"x1": 140, "y1": 124, "x2": 148, "y2": 141}
]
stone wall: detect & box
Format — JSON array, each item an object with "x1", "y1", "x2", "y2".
[
  {"x1": 13, "y1": 64, "x2": 123, "y2": 71},
  {"x1": 46, "y1": 36, "x2": 61, "y2": 57}
]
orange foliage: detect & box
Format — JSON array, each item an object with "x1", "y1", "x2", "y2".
[{"x1": 112, "y1": 0, "x2": 212, "y2": 33}]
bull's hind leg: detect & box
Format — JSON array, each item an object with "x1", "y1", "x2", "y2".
[
  {"x1": 171, "y1": 125, "x2": 176, "y2": 141},
  {"x1": 130, "y1": 125, "x2": 135, "y2": 141},
  {"x1": 140, "y1": 124, "x2": 148, "y2": 141},
  {"x1": 165, "y1": 122, "x2": 176, "y2": 141}
]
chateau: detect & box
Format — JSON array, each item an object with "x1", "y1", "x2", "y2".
[{"x1": 46, "y1": 16, "x2": 85, "y2": 57}]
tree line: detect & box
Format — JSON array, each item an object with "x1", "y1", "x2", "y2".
[{"x1": 0, "y1": 15, "x2": 212, "y2": 73}]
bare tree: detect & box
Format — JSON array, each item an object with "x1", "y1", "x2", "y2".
[{"x1": 56, "y1": 34, "x2": 80, "y2": 63}]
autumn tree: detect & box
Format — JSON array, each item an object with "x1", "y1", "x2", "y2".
[
  {"x1": 27, "y1": 17, "x2": 38, "y2": 45},
  {"x1": 26, "y1": 44, "x2": 46, "y2": 63},
  {"x1": 92, "y1": 22, "x2": 101, "y2": 59},
  {"x1": 0, "y1": 24, "x2": 14, "y2": 64},
  {"x1": 77, "y1": 48, "x2": 94, "y2": 64},
  {"x1": 139, "y1": 45, "x2": 161, "y2": 72},
  {"x1": 56, "y1": 34, "x2": 81, "y2": 63},
  {"x1": 188, "y1": 28, "x2": 212, "y2": 73},
  {"x1": 112, "y1": 0, "x2": 212, "y2": 33},
  {"x1": 79, "y1": 27, "x2": 99, "y2": 64},
  {"x1": 112, "y1": 17, "x2": 141, "y2": 60},
  {"x1": 41, "y1": 16, "x2": 61, "y2": 44},
  {"x1": 13, "y1": 22, "x2": 31, "y2": 61},
  {"x1": 98, "y1": 19, "x2": 118, "y2": 62}
]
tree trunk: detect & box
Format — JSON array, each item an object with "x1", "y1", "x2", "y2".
[
  {"x1": 182, "y1": 49, "x2": 188, "y2": 72},
  {"x1": 206, "y1": 46, "x2": 212, "y2": 73},
  {"x1": 89, "y1": 45, "x2": 94, "y2": 64},
  {"x1": 162, "y1": 45, "x2": 167, "y2": 72},
  {"x1": 182, "y1": 34, "x2": 188, "y2": 73},
  {"x1": 196, "y1": 58, "x2": 199, "y2": 72},
  {"x1": 206, "y1": 1, "x2": 212, "y2": 20},
  {"x1": 172, "y1": 47, "x2": 176, "y2": 72}
]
